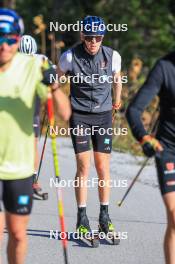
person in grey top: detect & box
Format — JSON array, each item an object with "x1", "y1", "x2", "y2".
[{"x1": 57, "y1": 16, "x2": 122, "y2": 235}]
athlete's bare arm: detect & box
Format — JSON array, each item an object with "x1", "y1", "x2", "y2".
[
  {"x1": 51, "y1": 65, "x2": 71, "y2": 121},
  {"x1": 113, "y1": 71, "x2": 122, "y2": 105},
  {"x1": 51, "y1": 85, "x2": 71, "y2": 122}
]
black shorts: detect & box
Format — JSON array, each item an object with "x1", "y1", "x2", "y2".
[
  {"x1": 0, "y1": 176, "x2": 33, "y2": 215},
  {"x1": 33, "y1": 95, "x2": 41, "y2": 138},
  {"x1": 155, "y1": 147, "x2": 175, "y2": 195},
  {"x1": 69, "y1": 110, "x2": 112, "y2": 154}
]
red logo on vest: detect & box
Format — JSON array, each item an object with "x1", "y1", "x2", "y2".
[{"x1": 166, "y1": 163, "x2": 174, "y2": 171}]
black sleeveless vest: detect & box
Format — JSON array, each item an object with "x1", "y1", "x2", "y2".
[{"x1": 70, "y1": 43, "x2": 113, "y2": 112}]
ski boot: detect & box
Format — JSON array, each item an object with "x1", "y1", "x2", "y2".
[
  {"x1": 99, "y1": 210, "x2": 120, "y2": 245},
  {"x1": 76, "y1": 210, "x2": 99, "y2": 248},
  {"x1": 32, "y1": 174, "x2": 48, "y2": 200}
]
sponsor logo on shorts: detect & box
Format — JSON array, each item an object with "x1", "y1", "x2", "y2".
[
  {"x1": 104, "y1": 138, "x2": 110, "y2": 144},
  {"x1": 17, "y1": 207, "x2": 29, "y2": 214},
  {"x1": 164, "y1": 162, "x2": 175, "y2": 174},
  {"x1": 18, "y1": 195, "x2": 30, "y2": 205},
  {"x1": 166, "y1": 162, "x2": 174, "y2": 171},
  {"x1": 104, "y1": 146, "x2": 111, "y2": 151},
  {"x1": 77, "y1": 140, "x2": 88, "y2": 144}
]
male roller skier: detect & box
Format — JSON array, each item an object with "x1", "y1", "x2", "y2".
[
  {"x1": 126, "y1": 51, "x2": 175, "y2": 264},
  {"x1": 57, "y1": 16, "x2": 122, "y2": 235},
  {"x1": 0, "y1": 8, "x2": 71, "y2": 264}
]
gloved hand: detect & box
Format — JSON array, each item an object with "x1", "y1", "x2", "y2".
[
  {"x1": 42, "y1": 66, "x2": 57, "y2": 85},
  {"x1": 140, "y1": 135, "x2": 163, "y2": 157},
  {"x1": 112, "y1": 102, "x2": 121, "y2": 123},
  {"x1": 41, "y1": 59, "x2": 57, "y2": 85}
]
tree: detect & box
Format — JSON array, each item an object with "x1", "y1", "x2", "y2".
[
  {"x1": 11, "y1": 0, "x2": 175, "y2": 68},
  {"x1": 0, "y1": 0, "x2": 16, "y2": 8}
]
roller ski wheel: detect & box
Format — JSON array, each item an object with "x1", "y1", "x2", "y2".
[
  {"x1": 76, "y1": 226, "x2": 100, "y2": 248},
  {"x1": 98, "y1": 225, "x2": 120, "y2": 245},
  {"x1": 91, "y1": 234, "x2": 100, "y2": 248},
  {"x1": 99, "y1": 212, "x2": 120, "y2": 245},
  {"x1": 76, "y1": 214, "x2": 99, "y2": 248},
  {"x1": 33, "y1": 183, "x2": 48, "y2": 200},
  {"x1": 112, "y1": 235, "x2": 120, "y2": 245}
]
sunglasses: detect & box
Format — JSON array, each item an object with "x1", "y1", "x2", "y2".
[
  {"x1": 0, "y1": 35, "x2": 20, "y2": 46},
  {"x1": 84, "y1": 36, "x2": 103, "y2": 42}
]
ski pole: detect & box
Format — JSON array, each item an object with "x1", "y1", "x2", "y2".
[
  {"x1": 117, "y1": 157, "x2": 149, "y2": 207},
  {"x1": 47, "y1": 88, "x2": 69, "y2": 264},
  {"x1": 40, "y1": 107, "x2": 47, "y2": 139},
  {"x1": 117, "y1": 111, "x2": 160, "y2": 207},
  {"x1": 36, "y1": 124, "x2": 49, "y2": 183}
]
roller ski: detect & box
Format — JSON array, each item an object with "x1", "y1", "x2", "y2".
[
  {"x1": 32, "y1": 174, "x2": 48, "y2": 200},
  {"x1": 99, "y1": 209, "x2": 120, "y2": 245},
  {"x1": 76, "y1": 209, "x2": 99, "y2": 248}
]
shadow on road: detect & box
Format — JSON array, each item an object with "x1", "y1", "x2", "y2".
[{"x1": 4, "y1": 228, "x2": 118, "y2": 248}]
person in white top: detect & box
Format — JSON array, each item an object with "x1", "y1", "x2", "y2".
[{"x1": 57, "y1": 16, "x2": 122, "y2": 238}]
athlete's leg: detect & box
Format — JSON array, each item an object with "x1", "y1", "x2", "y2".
[
  {"x1": 92, "y1": 111, "x2": 114, "y2": 232},
  {"x1": 94, "y1": 152, "x2": 114, "y2": 233},
  {"x1": 70, "y1": 111, "x2": 93, "y2": 232},
  {"x1": 0, "y1": 180, "x2": 5, "y2": 263},
  {"x1": 0, "y1": 212, "x2": 5, "y2": 263},
  {"x1": 75, "y1": 151, "x2": 91, "y2": 206},
  {"x1": 75, "y1": 152, "x2": 92, "y2": 233},
  {"x1": 155, "y1": 149, "x2": 175, "y2": 264},
  {"x1": 6, "y1": 213, "x2": 29, "y2": 264},
  {"x1": 91, "y1": 111, "x2": 112, "y2": 204},
  {"x1": 70, "y1": 111, "x2": 91, "y2": 207},
  {"x1": 3, "y1": 177, "x2": 33, "y2": 264},
  {"x1": 163, "y1": 192, "x2": 175, "y2": 264},
  {"x1": 94, "y1": 152, "x2": 111, "y2": 203}
]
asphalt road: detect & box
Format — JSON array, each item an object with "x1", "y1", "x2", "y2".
[{"x1": 2, "y1": 138, "x2": 166, "y2": 264}]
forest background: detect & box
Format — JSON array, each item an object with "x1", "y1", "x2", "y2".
[{"x1": 1, "y1": 0, "x2": 175, "y2": 154}]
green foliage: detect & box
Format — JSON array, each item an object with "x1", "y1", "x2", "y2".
[
  {"x1": 13, "y1": 0, "x2": 175, "y2": 154},
  {"x1": 98, "y1": 0, "x2": 175, "y2": 67},
  {"x1": 14, "y1": 0, "x2": 175, "y2": 68}
]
